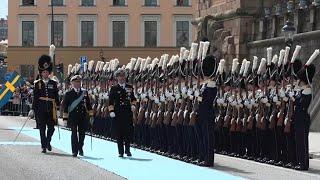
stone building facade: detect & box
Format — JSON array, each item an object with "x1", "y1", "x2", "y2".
[{"x1": 194, "y1": 0, "x2": 320, "y2": 131}]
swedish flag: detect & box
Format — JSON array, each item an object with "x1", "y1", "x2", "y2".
[{"x1": 0, "y1": 71, "x2": 25, "y2": 108}]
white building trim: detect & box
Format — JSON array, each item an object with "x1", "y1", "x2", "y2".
[
  {"x1": 108, "y1": 15, "x2": 129, "y2": 47},
  {"x1": 172, "y1": 15, "x2": 193, "y2": 47},
  {"x1": 47, "y1": 15, "x2": 68, "y2": 46},
  {"x1": 78, "y1": 15, "x2": 97, "y2": 46},
  {"x1": 18, "y1": 15, "x2": 38, "y2": 46},
  {"x1": 140, "y1": 15, "x2": 161, "y2": 47}
]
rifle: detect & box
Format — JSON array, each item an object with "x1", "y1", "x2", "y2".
[
  {"x1": 277, "y1": 80, "x2": 285, "y2": 126},
  {"x1": 247, "y1": 87, "x2": 256, "y2": 130},
  {"x1": 189, "y1": 57, "x2": 202, "y2": 126},
  {"x1": 171, "y1": 63, "x2": 182, "y2": 127},
  {"x1": 284, "y1": 76, "x2": 294, "y2": 133},
  {"x1": 177, "y1": 61, "x2": 188, "y2": 125},
  {"x1": 260, "y1": 83, "x2": 268, "y2": 130},
  {"x1": 269, "y1": 83, "x2": 279, "y2": 129}
]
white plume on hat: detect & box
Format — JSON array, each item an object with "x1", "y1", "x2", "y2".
[
  {"x1": 272, "y1": 54, "x2": 278, "y2": 64},
  {"x1": 130, "y1": 58, "x2": 137, "y2": 71},
  {"x1": 202, "y1": 42, "x2": 210, "y2": 60},
  {"x1": 231, "y1": 58, "x2": 239, "y2": 74},
  {"x1": 267, "y1": 47, "x2": 272, "y2": 65},
  {"x1": 197, "y1": 41, "x2": 204, "y2": 60},
  {"x1": 88, "y1": 60, "x2": 95, "y2": 71},
  {"x1": 290, "y1": 45, "x2": 301, "y2": 63},
  {"x1": 49, "y1": 44, "x2": 55, "y2": 61},
  {"x1": 252, "y1": 56, "x2": 258, "y2": 72},
  {"x1": 95, "y1": 61, "x2": 101, "y2": 72},
  {"x1": 99, "y1": 62, "x2": 105, "y2": 71},
  {"x1": 189, "y1": 43, "x2": 198, "y2": 61},
  {"x1": 183, "y1": 50, "x2": 189, "y2": 60},
  {"x1": 243, "y1": 60, "x2": 251, "y2": 77},
  {"x1": 306, "y1": 49, "x2": 320, "y2": 66},
  {"x1": 257, "y1": 58, "x2": 267, "y2": 75},
  {"x1": 179, "y1": 47, "x2": 186, "y2": 63},
  {"x1": 67, "y1": 64, "x2": 73, "y2": 75},
  {"x1": 83, "y1": 62, "x2": 88, "y2": 73},
  {"x1": 103, "y1": 62, "x2": 109, "y2": 71},
  {"x1": 218, "y1": 59, "x2": 225, "y2": 75},
  {"x1": 283, "y1": 46, "x2": 290, "y2": 65},
  {"x1": 134, "y1": 58, "x2": 142, "y2": 71},
  {"x1": 239, "y1": 59, "x2": 247, "y2": 75},
  {"x1": 278, "y1": 49, "x2": 285, "y2": 67}
]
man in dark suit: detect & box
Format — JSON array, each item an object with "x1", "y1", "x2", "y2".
[
  {"x1": 30, "y1": 55, "x2": 60, "y2": 153},
  {"x1": 109, "y1": 69, "x2": 137, "y2": 157},
  {"x1": 63, "y1": 75, "x2": 93, "y2": 157}
]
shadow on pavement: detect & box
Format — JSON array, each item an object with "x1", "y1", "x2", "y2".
[
  {"x1": 81, "y1": 156, "x2": 104, "y2": 160},
  {"x1": 46, "y1": 152, "x2": 72, "y2": 157},
  {"x1": 125, "y1": 157, "x2": 153, "y2": 162},
  {"x1": 212, "y1": 163, "x2": 252, "y2": 175}
]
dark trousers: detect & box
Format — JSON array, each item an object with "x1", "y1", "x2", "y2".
[
  {"x1": 201, "y1": 121, "x2": 215, "y2": 165},
  {"x1": 39, "y1": 117, "x2": 55, "y2": 149},
  {"x1": 117, "y1": 133, "x2": 131, "y2": 155},
  {"x1": 71, "y1": 120, "x2": 86, "y2": 154},
  {"x1": 295, "y1": 123, "x2": 310, "y2": 169},
  {"x1": 285, "y1": 126, "x2": 297, "y2": 165}
]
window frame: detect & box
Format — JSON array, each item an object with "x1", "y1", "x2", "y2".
[
  {"x1": 80, "y1": 0, "x2": 96, "y2": 6},
  {"x1": 175, "y1": 0, "x2": 191, "y2": 7},
  {"x1": 20, "y1": 0, "x2": 37, "y2": 6},
  {"x1": 141, "y1": 15, "x2": 161, "y2": 47},
  {"x1": 48, "y1": 15, "x2": 67, "y2": 46},
  {"x1": 78, "y1": 15, "x2": 97, "y2": 47},
  {"x1": 143, "y1": 0, "x2": 159, "y2": 7},
  {"x1": 49, "y1": 0, "x2": 65, "y2": 6},
  {"x1": 112, "y1": 0, "x2": 127, "y2": 6},
  {"x1": 19, "y1": 15, "x2": 38, "y2": 46},
  {"x1": 109, "y1": 15, "x2": 128, "y2": 47},
  {"x1": 173, "y1": 15, "x2": 192, "y2": 47}
]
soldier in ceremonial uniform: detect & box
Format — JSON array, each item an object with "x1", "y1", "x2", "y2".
[
  {"x1": 109, "y1": 69, "x2": 137, "y2": 157},
  {"x1": 196, "y1": 53, "x2": 218, "y2": 167},
  {"x1": 30, "y1": 55, "x2": 60, "y2": 153},
  {"x1": 293, "y1": 61, "x2": 316, "y2": 170},
  {"x1": 63, "y1": 75, "x2": 93, "y2": 157}
]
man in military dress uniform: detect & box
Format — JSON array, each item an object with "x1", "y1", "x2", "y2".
[
  {"x1": 63, "y1": 75, "x2": 93, "y2": 157},
  {"x1": 30, "y1": 55, "x2": 60, "y2": 153},
  {"x1": 108, "y1": 69, "x2": 137, "y2": 157}
]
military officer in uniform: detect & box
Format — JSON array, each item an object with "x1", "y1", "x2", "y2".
[
  {"x1": 63, "y1": 75, "x2": 93, "y2": 157},
  {"x1": 108, "y1": 69, "x2": 137, "y2": 157},
  {"x1": 30, "y1": 55, "x2": 60, "y2": 153}
]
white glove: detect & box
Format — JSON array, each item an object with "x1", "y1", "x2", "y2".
[
  {"x1": 261, "y1": 97, "x2": 268, "y2": 104},
  {"x1": 181, "y1": 86, "x2": 187, "y2": 95},
  {"x1": 187, "y1": 88, "x2": 193, "y2": 97},
  {"x1": 244, "y1": 100, "x2": 249, "y2": 107},
  {"x1": 175, "y1": 93, "x2": 181, "y2": 100},
  {"x1": 160, "y1": 95, "x2": 166, "y2": 102},
  {"x1": 110, "y1": 112, "x2": 115, "y2": 118},
  {"x1": 279, "y1": 89, "x2": 286, "y2": 98},
  {"x1": 148, "y1": 91, "x2": 153, "y2": 98},
  {"x1": 28, "y1": 110, "x2": 34, "y2": 118},
  {"x1": 131, "y1": 105, "x2": 136, "y2": 112},
  {"x1": 194, "y1": 90, "x2": 200, "y2": 97},
  {"x1": 228, "y1": 96, "x2": 233, "y2": 103},
  {"x1": 283, "y1": 97, "x2": 289, "y2": 102},
  {"x1": 154, "y1": 97, "x2": 160, "y2": 104},
  {"x1": 273, "y1": 96, "x2": 278, "y2": 103},
  {"x1": 289, "y1": 91, "x2": 295, "y2": 98},
  {"x1": 141, "y1": 93, "x2": 146, "y2": 100}
]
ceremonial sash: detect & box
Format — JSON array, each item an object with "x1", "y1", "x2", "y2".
[
  {"x1": 68, "y1": 91, "x2": 85, "y2": 113},
  {"x1": 39, "y1": 97, "x2": 57, "y2": 122}
]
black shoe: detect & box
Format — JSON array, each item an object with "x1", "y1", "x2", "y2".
[
  {"x1": 79, "y1": 149, "x2": 84, "y2": 156},
  {"x1": 33, "y1": 127, "x2": 39, "y2": 129},
  {"x1": 125, "y1": 151, "x2": 132, "y2": 157},
  {"x1": 72, "y1": 153, "x2": 77, "y2": 157},
  {"x1": 275, "y1": 161, "x2": 284, "y2": 167},
  {"x1": 119, "y1": 154, "x2": 124, "y2": 158},
  {"x1": 294, "y1": 165, "x2": 302, "y2": 170},
  {"x1": 47, "y1": 144, "x2": 52, "y2": 151},
  {"x1": 41, "y1": 148, "x2": 46, "y2": 153}
]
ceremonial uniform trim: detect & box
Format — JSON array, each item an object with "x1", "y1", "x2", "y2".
[{"x1": 88, "y1": 110, "x2": 94, "y2": 116}]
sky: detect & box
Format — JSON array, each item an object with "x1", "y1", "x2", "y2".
[{"x1": 0, "y1": 0, "x2": 8, "y2": 19}]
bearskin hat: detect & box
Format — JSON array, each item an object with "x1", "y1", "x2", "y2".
[{"x1": 38, "y1": 55, "x2": 52, "y2": 73}]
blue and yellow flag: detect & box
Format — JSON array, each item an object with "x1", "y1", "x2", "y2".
[{"x1": 0, "y1": 71, "x2": 25, "y2": 108}]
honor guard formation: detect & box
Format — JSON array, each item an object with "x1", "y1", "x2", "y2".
[{"x1": 29, "y1": 39, "x2": 318, "y2": 170}]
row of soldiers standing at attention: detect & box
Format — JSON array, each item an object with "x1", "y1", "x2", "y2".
[{"x1": 56, "y1": 39, "x2": 317, "y2": 169}]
